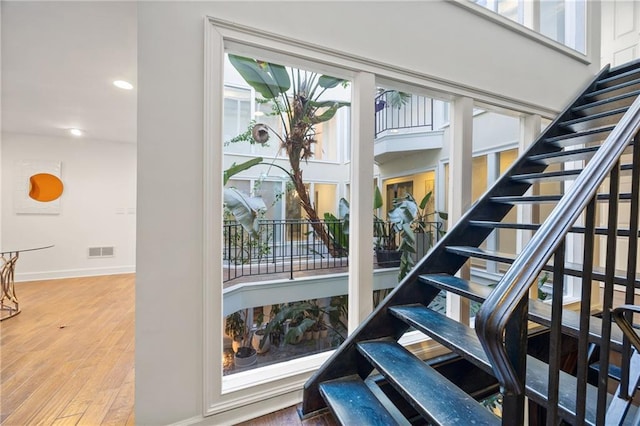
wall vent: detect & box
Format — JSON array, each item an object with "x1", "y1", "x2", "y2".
[{"x1": 88, "y1": 246, "x2": 115, "y2": 258}]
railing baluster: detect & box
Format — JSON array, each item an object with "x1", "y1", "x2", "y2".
[
  {"x1": 621, "y1": 132, "x2": 640, "y2": 400},
  {"x1": 597, "y1": 160, "x2": 621, "y2": 425},
  {"x1": 373, "y1": 92, "x2": 434, "y2": 135},
  {"x1": 547, "y1": 242, "x2": 566, "y2": 425},
  {"x1": 501, "y1": 296, "x2": 527, "y2": 425},
  {"x1": 290, "y1": 220, "x2": 294, "y2": 280},
  {"x1": 575, "y1": 198, "x2": 596, "y2": 425}
]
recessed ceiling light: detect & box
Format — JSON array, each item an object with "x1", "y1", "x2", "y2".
[
  {"x1": 69, "y1": 128, "x2": 83, "y2": 137},
  {"x1": 113, "y1": 80, "x2": 134, "y2": 90}
]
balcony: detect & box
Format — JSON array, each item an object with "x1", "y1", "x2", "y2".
[{"x1": 374, "y1": 92, "x2": 444, "y2": 164}]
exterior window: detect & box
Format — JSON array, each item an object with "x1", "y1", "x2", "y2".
[
  {"x1": 223, "y1": 86, "x2": 251, "y2": 144},
  {"x1": 471, "y1": 0, "x2": 586, "y2": 54},
  {"x1": 222, "y1": 53, "x2": 352, "y2": 379}
]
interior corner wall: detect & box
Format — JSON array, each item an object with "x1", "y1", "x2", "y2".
[
  {"x1": 136, "y1": 2, "x2": 600, "y2": 424},
  {"x1": 0, "y1": 132, "x2": 136, "y2": 280}
]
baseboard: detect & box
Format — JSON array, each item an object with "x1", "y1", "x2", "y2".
[
  {"x1": 179, "y1": 390, "x2": 303, "y2": 426},
  {"x1": 14, "y1": 266, "x2": 136, "y2": 282}
]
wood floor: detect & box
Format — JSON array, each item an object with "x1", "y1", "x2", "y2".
[
  {"x1": 1, "y1": 274, "x2": 635, "y2": 425},
  {"x1": 1, "y1": 274, "x2": 135, "y2": 426}
]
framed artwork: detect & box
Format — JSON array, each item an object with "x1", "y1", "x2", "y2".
[{"x1": 14, "y1": 160, "x2": 63, "y2": 215}]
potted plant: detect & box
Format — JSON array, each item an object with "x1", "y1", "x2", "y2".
[
  {"x1": 224, "y1": 309, "x2": 257, "y2": 367},
  {"x1": 251, "y1": 312, "x2": 270, "y2": 354},
  {"x1": 373, "y1": 186, "x2": 402, "y2": 268},
  {"x1": 260, "y1": 300, "x2": 342, "y2": 347}
]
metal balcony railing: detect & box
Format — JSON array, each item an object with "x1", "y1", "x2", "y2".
[
  {"x1": 223, "y1": 219, "x2": 348, "y2": 283},
  {"x1": 223, "y1": 219, "x2": 444, "y2": 283},
  {"x1": 375, "y1": 92, "x2": 434, "y2": 137}
]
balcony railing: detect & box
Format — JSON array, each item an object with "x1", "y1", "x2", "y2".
[
  {"x1": 375, "y1": 92, "x2": 434, "y2": 137},
  {"x1": 223, "y1": 218, "x2": 444, "y2": 284},
  {"x1": 223, "y1": 219, "x2": 349, "y2": 283}
]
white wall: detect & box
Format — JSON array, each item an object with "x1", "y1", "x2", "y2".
[
  {"x1": 137, "y1": 2, "x2": 600, "y2": 424},
  {"x1": 1, "y1": 133, "x2": 136, "y2": 280}
]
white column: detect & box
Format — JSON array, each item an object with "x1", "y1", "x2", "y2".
[
  {"x1": 447, "y1": 96, "x2": 473, "y2": 324},
  {"x1": 517, "y1": 114, "x2": 541, "y2": 252},
  {"x1": 348, "y1": 72, "x2": 375, "y2": 333},
  {"x1": 518, "y1": 114, "x2": 541, "y2": 299},
  {"x1": 485, "y1": 152, "x2": 500, "y2": 274}
]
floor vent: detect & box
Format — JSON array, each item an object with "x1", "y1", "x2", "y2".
[{"x1": 88, "y1": 246, "x2": 115, "y2": 258}]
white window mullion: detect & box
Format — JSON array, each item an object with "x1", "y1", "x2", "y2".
[{"x1": 348, "y1": 72, "x2": 376, "y2": 333}]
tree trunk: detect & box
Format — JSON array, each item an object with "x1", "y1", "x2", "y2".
[{"x1": 291, "y1": 169, "x2": 345, "y2": 258}]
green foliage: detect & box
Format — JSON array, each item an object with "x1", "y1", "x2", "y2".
[
  {"x1": 228, "y1": 54, "x2": 349, "y2": 164},
  {"x1": 261, "y1": 299, "x2": 345, "y2": 348},
  {"x1": 223, "y1": 157, "x2": 263, "y2": 185},
  {"x1": 387, "y1": 191, "x2": 447, "y2": 281},
  {"x1": 538, "y1": 272, "x2": 549, "y2": 300},
  {"x1": 225, "y1": 309, "x2": 251, "y2": 347}
]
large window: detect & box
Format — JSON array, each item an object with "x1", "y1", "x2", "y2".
[
  {"x1": 221, "y1": 53, "x2": 354, "y2": 380},
  {"x1": 472, "y1": 0, "x2": 586, "y2": 54}
]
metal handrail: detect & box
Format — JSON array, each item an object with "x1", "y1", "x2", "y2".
[
  {"x1": 475, "y1": 95, "x2": 640, "y2": 393},
  {"x1": 613, "y1": 305, "x2": 640, "y2": 353}
]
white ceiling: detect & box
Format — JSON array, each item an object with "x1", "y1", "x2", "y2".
[{"x1": 2, "y1": 1, "x2": 137, "y2": 144}]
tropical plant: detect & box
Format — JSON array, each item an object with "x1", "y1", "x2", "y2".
[
  {"x1": 223, "y1": 157, "x2": 267, "y2": 238},
  {"x1": 323, "y1": 187, "x2": 391, "y2": 253},
  {"x1": 387, "y1": 191, "x2": 447, "y2": 280},
  {"x1": 260, "y1": 299, "x2": 346, "y2": 347},
  {"x1": 229, "y1": 55, "x2": 349, "y2": 257},
  {"x1": 225, "y1": 309, "x2": 251, "y2": 348}
]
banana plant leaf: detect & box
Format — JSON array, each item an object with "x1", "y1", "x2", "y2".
[
  {"x1": 228, "y1": 55, "x2": 289, "y2": 99},
  {"x1": 223, "y1": 187, "x2": 266, "y2": 237},
  {"x1": 223, "y1": 157, "x2": 263, "y2": 185},
  {"x1": 318, "y1": 75, "x2": 346, "y2": 89}
]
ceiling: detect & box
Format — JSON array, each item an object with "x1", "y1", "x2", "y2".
[{"x1": 2, "y1": 1, "x2": 137, "y2": 144}]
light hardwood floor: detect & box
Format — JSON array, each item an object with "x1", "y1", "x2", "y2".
[
  {"x1": 0, "y1": 274, "x2": 334, "y2": 426},
  {"x1": 2, "y1": 274, "x2": 633, "y2": 425},
  {"x1": 1, "y1": 274, "x2": 135, "y2": 425}
]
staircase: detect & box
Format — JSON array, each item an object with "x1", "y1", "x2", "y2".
[{"x1": 300, "y1": 60, "x2": 640, "y2": 425}]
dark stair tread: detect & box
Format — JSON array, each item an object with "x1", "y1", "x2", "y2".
[
  {"x1": 572, "y1": 89, "x2": 640, "y2": 115},
  {"x1": 491, "y1": 192, "x2": 634, "y2": 204},
  {"x1": 388, "y1": 305, "x2": 600, "y2": 424},
  {"x1": 419, "y1": 274, "x2": 492, "y2": 303},
  {"x1": 528, "y1": 299, "x2": 624, "y2": 350},
  {"x1": 468, "y1": 220, "x2": 639, "y2": 237},
  {"x1": 586, "y1": 77, "x2": 640, "y2": 99},
  {"x1": 512, "y1": 163, "x2": 632, "y2": 182},
  {"x1": 357, "y1": 340, "x2": 500, "y2": 425},
  {"x1": 319, "y1": 377, "x2": 404, "y2": 426},
  {"x1": 417, "y1": 274, "x2": 625, "y2": 349},
  {"x1": 545, "y1": 126, "x2": 615, "y2": 147},
  {"x1": 559, "y1": 107, "x2": 629, "y2": 131},
  {"x1": 527, "y1": 146, "x2": 600, "y2": 164},
  {"x1": 589, "y1": 361, "x2": 627, "y2": 382},
  {"x1": 445, "y1": 246, "x2": 640, "y2": 286},
  {"x1": 598, "y1": 64, "x2": 640, "y2": 86},
  {"x1": 511, "y1": 168, "x2": 582, "y2": 182}
]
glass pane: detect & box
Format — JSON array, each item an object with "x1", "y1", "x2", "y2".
[
  {"x1": 222, "y1": 53, "x2": 351, "y2": 376},
  {"x1": 540, "y1": 0, "x2": 566, "y2": 45}
]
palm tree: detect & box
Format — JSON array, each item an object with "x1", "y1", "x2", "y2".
[{"x1": 229, "y1": 55, "x2": 349, "y2": 257}]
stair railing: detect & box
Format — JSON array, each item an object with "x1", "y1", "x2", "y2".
[{"x1": 475, "y1": 95, "x2": 640, "y2": 400}]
